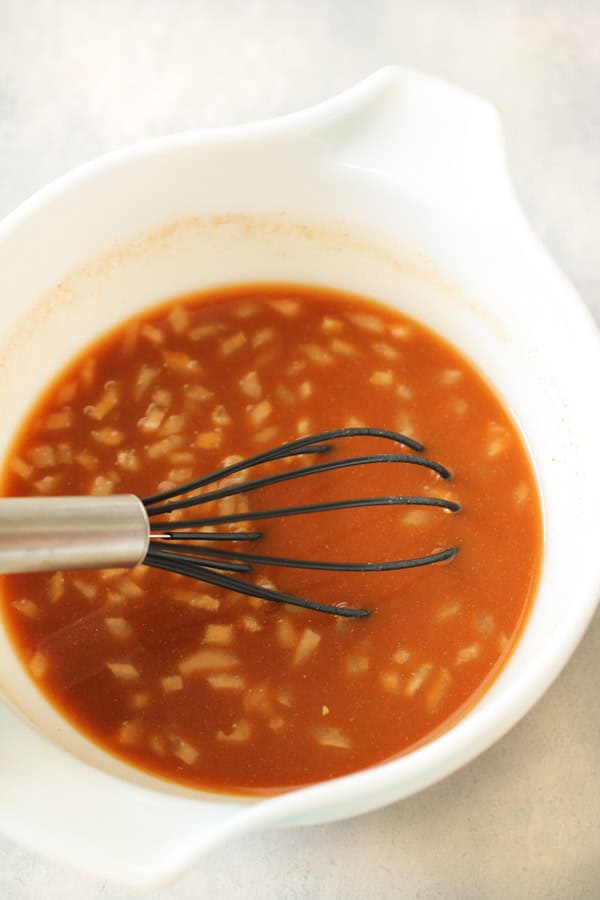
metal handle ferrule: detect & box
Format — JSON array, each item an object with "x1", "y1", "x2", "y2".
[{"x1": 0, "y1": 494, "x2": 150, "y2": 574}]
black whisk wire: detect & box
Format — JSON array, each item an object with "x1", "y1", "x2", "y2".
[
  {"x1": 145, "y1": 548, "x2": 368, "y2": 618},
  {"x1": 149, "y1": 495, "x2": 459, "y2": 531},
  {"x1": 149, "y1": 541, "x2": 458, "y2": 572},
  {"x1": 144, "y1": 453, "x2": 451, "y2": 517},
  {"x1": 141, "y1": 428, "x2": 460, "y2": 618},
  {"x1": 142, "y1": 427, "x2": 425, "y2": 508}
]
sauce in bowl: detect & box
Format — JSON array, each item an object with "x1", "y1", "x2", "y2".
[{"x1": 0, "y1": 284, "x2": 542, "y2": 794}]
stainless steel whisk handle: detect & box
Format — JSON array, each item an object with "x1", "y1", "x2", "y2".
[{"x1": 0, "y1": 495, "x2": 150, "y2": 574}]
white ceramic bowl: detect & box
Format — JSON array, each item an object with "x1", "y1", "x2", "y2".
[{"x1": 0, "y1": 67, "x2": 599, "y2": 887}]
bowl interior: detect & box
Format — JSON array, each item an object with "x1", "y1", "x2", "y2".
[{"x1": 0, "y1": 147, "x2": 599, "y2": 804}]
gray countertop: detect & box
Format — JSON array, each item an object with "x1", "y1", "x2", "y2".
[{"x1": 1, "y1": 1, "x2": 599, "y2": 898}]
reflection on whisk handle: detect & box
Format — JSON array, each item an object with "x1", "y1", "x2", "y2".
[{"x1": 0, "y1": 495, "x2": 149, "y2": 574}]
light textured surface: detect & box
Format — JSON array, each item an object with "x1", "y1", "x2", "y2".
[{"x1": 1, "y1": 1, "x2": 599, "y2": 898}]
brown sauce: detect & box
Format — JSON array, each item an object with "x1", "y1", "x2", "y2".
[{"x1": 0, "y1": 285, "x2": 542, "y2": 794}]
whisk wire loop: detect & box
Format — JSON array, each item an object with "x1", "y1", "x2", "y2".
[
  {"x1": 145, "y1": 547, "x2": 371, "y2": 618},
  {"x1": 142, "y1": 427, "x2": 426, "y2": 508},
  {"x1": 144, "y1": 453, "x2": 452, "y2": 517}
]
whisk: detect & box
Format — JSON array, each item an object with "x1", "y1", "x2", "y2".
[{"x1": 0, "y1": 428, "x2": 460, "y2": 618}]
